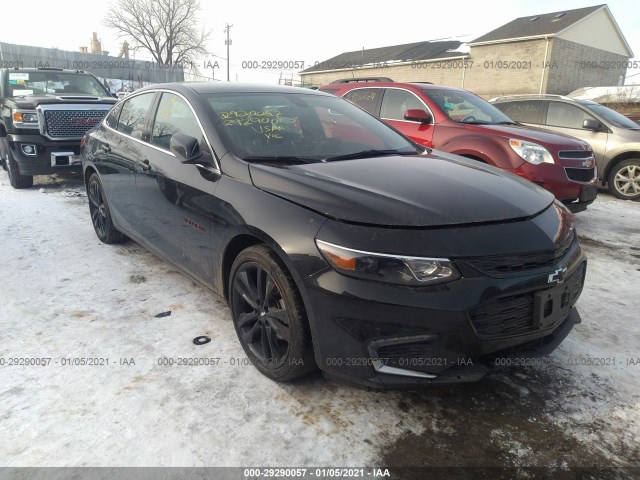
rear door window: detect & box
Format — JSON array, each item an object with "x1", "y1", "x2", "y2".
[
  {"x1": 343, "y1": 88, "x2": 382, "y2": 115},
  {"x1": 498, "y1": 101, "x2": 545, "y2": 124},
  {"x1": 116, "y1": 93, "x2": 156, "y2": 140}
]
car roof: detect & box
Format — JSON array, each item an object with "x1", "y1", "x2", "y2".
[
  {"x1": 136, "y1": 82, "x2": 333, "y2": 96},
  {"x1": 491, "y1": 94, "x2": 598, "y2": 105},
  {"x1": 320, "y1": 81, "x2": 462, "y2": 92},
  {"x1": 1, "y1": 68, "x2": 92, "y2": 74}
]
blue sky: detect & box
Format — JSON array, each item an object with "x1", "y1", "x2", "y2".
[{"x1": 1, "y1": 0, "x2": 638, "y2": 84}]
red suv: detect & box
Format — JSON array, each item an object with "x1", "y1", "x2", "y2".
[{"x1": 320, "y1": 81, "x2": 598, "y2": 212}]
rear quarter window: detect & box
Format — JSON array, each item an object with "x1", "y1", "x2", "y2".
[
  {"x1": 116, "y1": 92, "x2": 155, "y2": 140},
  {"x1": 343, "y1": 88, "x2": 382, "y2": 115},
  {"x1": 105, "y1": 102, "x2": 124, "y2": 129},
  {"x1": 319, "y1": 88, "x2": 341, "y2": 96}
]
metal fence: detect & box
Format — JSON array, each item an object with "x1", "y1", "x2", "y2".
[{"x1": 0, "y1": 42, "x2": 184, "y2": 84}]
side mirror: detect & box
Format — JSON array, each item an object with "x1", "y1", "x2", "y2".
[
  {"x1": 404, "y1": 109, "x2": 432, "y2": 124},
  {"x1": 582, "y1": 118, "x2": 601, "y2": 131},
  {"x1": 170, "y1": 134, "x2": 206, "y2": 164}
]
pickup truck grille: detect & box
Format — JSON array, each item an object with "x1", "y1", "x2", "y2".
[{"x1": 44, "y1": 110, "x2": 108, "y2": 139}]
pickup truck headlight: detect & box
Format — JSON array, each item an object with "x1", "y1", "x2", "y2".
[
  {"x1": 12, "y1": 109, "x2": 40, "y2": 128},
  {"x1": 316, "y1": 240, "x2": 460, "y2": 286},
  {"x1": 509, "y1": 139, "x2": 554, "y2": 165}
]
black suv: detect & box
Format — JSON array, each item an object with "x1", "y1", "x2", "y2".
[{"x1": 0, "y1": 68, "x2": 116, "y2": 188}]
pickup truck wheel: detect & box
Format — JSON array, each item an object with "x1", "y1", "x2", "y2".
[
  {"x1": 87, "y1": 173, "x2": 126, "y2": 243},
  {"x1": 2, "y1": 139, "x2": 33, "y2": 188},
  {"x1": 229, "y1": 245, "x2": 316, "y2": 382},
  {"x1": 0, "y1": 138, "x2": 7, "y2": 171},
  {"x1": 608, "y1": 159, "x2": 640, "y2": 200}
]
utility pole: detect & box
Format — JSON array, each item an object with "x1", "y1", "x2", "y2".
[{"x1": 224, "y1": 23, "x2": 233, "y2": 82}]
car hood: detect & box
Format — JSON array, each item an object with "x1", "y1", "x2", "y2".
[
  {"x1": 249, "y1": 152, "x2": 554, "y2": 227},
  {"x1": 466, "y1": 123, "x2": 592, "y2": 149},
  {"x1": 610, "y1": 125, "x2": 640, "y2": 143},
  {"x1": 7, "y1": 94, "x2": 117, "y2": 109}
]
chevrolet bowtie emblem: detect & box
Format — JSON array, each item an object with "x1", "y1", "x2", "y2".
[{"x1": 548, "y1": 266, "x2": 568, "y2": 284}]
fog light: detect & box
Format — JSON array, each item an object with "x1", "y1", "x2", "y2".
[{"x1": 21, "y1": 144, "x2": 37, "y2": 156}]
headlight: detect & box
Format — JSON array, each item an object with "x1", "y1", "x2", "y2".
[
  {"x1": 12, "y1": 109, "x2": 40, "y2": 128},
  {"x1": 316, "y1": 240, "x2": 460, "y2": 286},
  {"x1": 509, "y1": 139, "x2": 554, "y2": 165}
]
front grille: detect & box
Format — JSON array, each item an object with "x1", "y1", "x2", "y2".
[
  {"x1": 461, "y1": 230, "x2": 576, "y2": 274},
  {"x1": 43, "y1": 110, "x2": 108, "y2": 138},
  {"x1": 565, "y1": 167, "x2": 596, "y2": 183},
  {"x1": 469, "y1": 262, "x2": 585, "y2": 339},
  {"x1": 558, "y1": 150, "x2": 593, "y2": 159}
]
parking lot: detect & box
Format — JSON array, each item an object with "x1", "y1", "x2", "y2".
[{"x1": 0, "y1": 172, "x2": 639, "y2": 472}]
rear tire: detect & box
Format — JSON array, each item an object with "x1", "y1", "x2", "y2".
[
  {"x1": 3, "y1": 139, "x2": 33, "y2": 188},
  {"x1": 87, "y1": 173, "x2": 126, "y2": 243},
  {"x1": 608, "y1": 159, "x2": 640, "y2": 200},
  {"x1": 229, "y1": 245, "x2": 316, "y2": 382}
]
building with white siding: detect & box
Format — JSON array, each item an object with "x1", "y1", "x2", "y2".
[{"x1": 301, "y1": 5, "x2": 634, "y2": 98}]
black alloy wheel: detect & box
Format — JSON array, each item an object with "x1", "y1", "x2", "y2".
[
  {"x1": 229, "y1": 245, "x2": 315, "y2": 381},
  {"x1": 87, "y1": 173, "x2": 126, "y2": 243}
]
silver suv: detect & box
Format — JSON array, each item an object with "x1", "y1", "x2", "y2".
[{"x1": 490, "y1": 94, "x2": 640, "y2": 200}]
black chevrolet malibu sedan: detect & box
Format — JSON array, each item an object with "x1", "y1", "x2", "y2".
[{"x1": 81, "y1": 83, "x2": 586, "y2": 388}]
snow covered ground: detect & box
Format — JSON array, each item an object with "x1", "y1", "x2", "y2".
[{"x1": 0, "y1": 173, "x2": 639, "y2": 471}]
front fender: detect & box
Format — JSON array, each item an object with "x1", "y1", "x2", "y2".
[{"x1": 439, "y1": 135, "x2": 524, "y2": 170}]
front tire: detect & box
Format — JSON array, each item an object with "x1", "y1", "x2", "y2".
[
  {"x1": 2, "y1": 138, "x2": 33, "y2": 188},
  {"x1": 229, "y1": 245, "x2": 316, "y2": 382},
  {"x1": 608, "y1": 159, "x2": 640, "y2": 200},
  {"x1": 87, "y1": 173, "x2": 126, "y2": 243},
  {"x1": 0, "y1": 137, "x2": 7, "y2": 171}
]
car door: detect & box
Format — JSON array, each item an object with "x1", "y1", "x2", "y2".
[
  {"x1": 379, "y1": 88, "x2": 435, "y2": 147},
  {"x1": 543, "y1": 102, "x2": 609, "y2": 166},
  {"x1": 92, "y1": 92, "x2": 156, "y2": 233},
  {"x1": 135, "y1": 91, "x2": 220, "y2": 285}
]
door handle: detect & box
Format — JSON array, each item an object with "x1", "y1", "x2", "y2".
[
  {"x1": 99, "y1": 143, "x2": 111, "y2": 154},
  {"x1": 140, "y1": 159, "x2": 151, "y2": 171}
]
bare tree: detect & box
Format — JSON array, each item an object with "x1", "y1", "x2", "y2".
[{"x1": 104, "y1": 0, "x2": 210, "y2": 70}]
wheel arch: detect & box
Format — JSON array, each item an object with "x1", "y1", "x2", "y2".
[
  {"x1": 84, "y1": 164, "x2": 98, "y2": 187},
  {"x1": 458, "y1": 153, "x2": 487, "y2": 163},
  {"x1": 604, "y1": 151, "x2": 640, "y2": 183},
  {"x1": 221, "y1": 228, "x2": 307, "y2": 295},
  {"x1": 444, "y1": 137, "x2": 514, "y2": 167},
  {"x1": 221, "y1": 233, "x2": 264, "y2": 301}
]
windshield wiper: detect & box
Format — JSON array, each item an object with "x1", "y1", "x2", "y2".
[
  {"x1": 242, "y1": 155, "x2": 318, "y2": 164},
  {"x1": 495, "y1": 121, "x2": 520, "y2": 125},
  {"x1": 323, "y1": 149, "x2": 417, "y2": 162}
]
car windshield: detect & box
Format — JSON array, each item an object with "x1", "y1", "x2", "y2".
[
  {"x1": 7, "y1": 71, "x2": 110, "y2": 97},
  {"x1": 422, "y1": 88, "x2": 515, "y2": 125},
  {"x1": 204, "y1": 92, "x2": 417, "y2": 162},
  {"x1": 582, "y1": 103, "x2": 640, "y2": 129}
]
